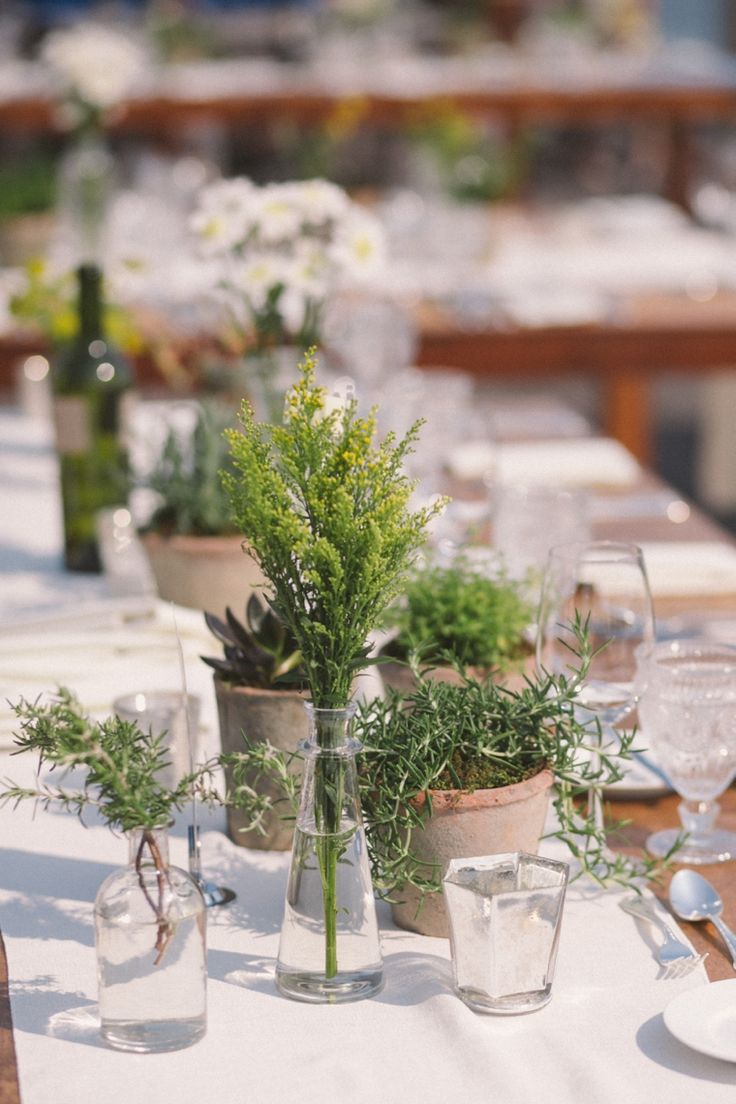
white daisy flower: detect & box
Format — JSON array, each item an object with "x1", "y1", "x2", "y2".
[
  {"x1": 329, "y1": 209, "x2": 387, "y2": 284},
  {"x1": 251, "y1": 184, "x2": 305, "y2": 245},
  {"x1": 288, "y1": 179, "x2": 350, "y2": 226},
  {"x1": 229, "y1": 254, "x2": 289, "y2": 312},
  {"x1": 190, "y1": 178, "x2": 257, "y2": 254},
  {"x1": 41, "y1": 22, "x2": 148, "y2": 109}
]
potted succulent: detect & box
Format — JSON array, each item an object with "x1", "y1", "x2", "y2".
[
  {"x1": 225, "y1": 618, "x2": 665, "y2": 938},
  {"x1": 139, "y1": 399, "x2": 265, "y2": 615},
  {"x1": 2, "y1": 688, "x2": 217, "y2": 1051},
  {"x1": 220, "y1": 349, "x2": 444, "y2": 1001},
  {"x1": 379, "y1": 556, "x2": 534, "y2": 691},
  {"x1": 202, "y1": 593, "x2": 307, "y2": 850}
]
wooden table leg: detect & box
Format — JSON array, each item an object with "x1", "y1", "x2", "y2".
[
  {"x1": 602, "y1": 369, "x2": 651, "y2": 465},
  {"x1": 0, "y1": 932, "x2": 20, "y2": 1104}
]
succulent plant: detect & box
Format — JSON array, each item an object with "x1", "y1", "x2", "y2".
[{"x1": 202, "y1": 593, "x2": 303, "y2": 689}]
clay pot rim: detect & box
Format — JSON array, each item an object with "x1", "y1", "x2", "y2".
[
  {"x1": 213, "y1": 678, "x2": 308, "y2": 702},
  {"x1": 410, "y1": 767, "x2": 554, "y2": 814},
  {"x1": 140, "y1": 531, "x2": 246, "y2": 553}
]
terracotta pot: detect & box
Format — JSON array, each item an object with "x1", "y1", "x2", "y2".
[
  {"x1": 390, "y1": 768, "x2": 554, "y2": 938},
  {"x1": 140, "y1": 532, "x2": 265, "y2": 618},
  {"x1": 379, "y1": 651, "x2": 536, "y2": 696},
  {"x1": 214, "y1": 680, "x2": 309, "y2": 850}
]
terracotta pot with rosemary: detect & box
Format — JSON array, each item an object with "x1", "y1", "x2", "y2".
[
  {"x1": 3, "y1": 688, "x2": 218, "y2": 1052},
  {"x1": 226, "y1": 618, "x2": 672, "y2": 938},
  {"x1": 222, "y1": 349, "x2": 444, "y2": 1002}
]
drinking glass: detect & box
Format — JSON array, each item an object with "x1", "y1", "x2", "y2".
[
  {"x1": 113, "y1": 690, "x2": 236, "y2": 907},
  {"x1": 536, "y1": 541, "x2": 655, "y2": 831},
  {"x1": 492, "y1": 484, "x2": 591, "y2": 584},
  {"x1": 636, "y1": 639, "x2": 736, "y2": 864}
]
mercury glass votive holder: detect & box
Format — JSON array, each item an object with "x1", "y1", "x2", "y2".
[{"x1": 442, "y1": 851, "x2": 569, "y2": 1015}]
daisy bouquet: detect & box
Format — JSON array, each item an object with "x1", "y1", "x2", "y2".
[{"x1": 190, "y1": 176, "x2": 386, "y2": 352}]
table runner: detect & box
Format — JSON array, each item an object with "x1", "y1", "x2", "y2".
[{"x1": 1, "y1": 775, "x2": 734, "y2": 1104}]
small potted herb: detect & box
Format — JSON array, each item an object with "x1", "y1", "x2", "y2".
[
  {"x1": 139, "y1": 399, "x2": 265, "y2": 616},
  {"x1": 380, "y1": 557, "x2": 534, "y2": 690},
  {"x1": 225, "y1": 618, "x2": 666, "y2": 937},
  {"x1": 2, "y1": 688, "x2": 217, "y2": 1051},
  {"x1": 202, "y1": 593, "x2": 307, "y2": 850}
]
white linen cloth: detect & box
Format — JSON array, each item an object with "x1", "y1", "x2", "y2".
[
  {"x1": 3, "y1": 774, "x2": 735, "y2": 1104},
  {"x1": 2, "y1": 406, "x2": 735, "y2": 1101},
  {"x1": 448, "y1": 437, "x2": 640, "y2": 487},
  {"x1": 494, "y1": 437, "x2": 641, "y2": 488},
  {"x1": 640, "y1": 541, "x2": 736, "y2": 597}
]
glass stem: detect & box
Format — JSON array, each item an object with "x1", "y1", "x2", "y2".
[{"x1": 678, "y1": 798, "x2": 719, "y2": 840}]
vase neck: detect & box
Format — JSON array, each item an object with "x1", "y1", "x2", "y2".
[
  {"x1": 304, "y1": 702, "x2": 358, "y2": 751},
  {"x1": 127, "y1": 826, "x2": 170, "y2": 868}
]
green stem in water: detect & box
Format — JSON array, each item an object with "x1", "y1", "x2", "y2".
[{"x1": 312, "y1": 711, "x2": 348, "y2": 980}]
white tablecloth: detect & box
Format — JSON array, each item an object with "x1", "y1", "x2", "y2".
[
  {"x1": 2, "y1": 405, "x2": 736, "y2": 1102},
  {"x1": 3, "y1": 772, "x2": 735, "y2": 1104}
]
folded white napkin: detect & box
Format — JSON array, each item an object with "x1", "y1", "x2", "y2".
[
  {"x1": 494, "y1": 438, "x2": 640, "y2": 488},
  {"x1": 641, "y1": 541, "x2": 736, "y2": 597}
]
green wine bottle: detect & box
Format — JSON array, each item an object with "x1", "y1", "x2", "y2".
[{"x1": 51, "y1": 264, "x2": 133, "y2": 572}]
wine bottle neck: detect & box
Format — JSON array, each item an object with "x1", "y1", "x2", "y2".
[{"x1": 77, "y1": 264, "x2": 104, "y2": 340}]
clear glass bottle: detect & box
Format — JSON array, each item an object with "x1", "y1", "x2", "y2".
[
  {"x1": 275, "y1": 702, "x2": 384, "y2": 1003},
  {"x1": 94, "y1": 826, "x2": 207, "y2": 1052},
  {"x1": 51, "y1": 263, "x2": 133, "y2": 572},
  {"x1": 56, "y1": 129, "x2": 116, "y2": 266}
]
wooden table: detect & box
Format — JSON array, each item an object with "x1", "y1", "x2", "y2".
[
  {"x1": 4, "y1": 75, "x2": 736, "y2": 212},
  {"x1": 0, "y1": 933, "x2": 20, "y2": 1104},
  {"x1": 417, "y1": 295, "x2": 736, "y2": 466},
  {"x1": 610, "y1": 788, "x2": 736, "y2": 983}
]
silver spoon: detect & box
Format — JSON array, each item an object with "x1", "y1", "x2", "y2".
[{"x1": 669, "y1": 869, "x2": 736, "y2": 969}]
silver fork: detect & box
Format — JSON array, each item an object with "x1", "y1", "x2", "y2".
[{"x1": 620, "y1": 895, "x2": 708, "y2": 979}]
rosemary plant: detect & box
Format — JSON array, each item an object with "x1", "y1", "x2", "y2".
[
  {"x1": 2, "y1": 688, "x2": 218, "y2": 957},
  {"x1": 223, "y1": 350, "x2": 445, "y2": 979},
  {"x1": 224, "y1": 618, "x2": 672, "y2": 899}
]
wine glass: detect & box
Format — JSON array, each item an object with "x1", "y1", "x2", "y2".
[
  {"x1": 536, "y1": 541, "x2": 655, "y2": 832},
  {"x1": 636, "y1": 639, "x2": 736, "y2": 864}
]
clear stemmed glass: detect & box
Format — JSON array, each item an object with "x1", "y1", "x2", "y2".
[
  {"x1": 635, "y1": 639, "x2": 736, "y2": 864},
  {"x1": 536, "y1": 541, "x2": 655, "y2": 835}
]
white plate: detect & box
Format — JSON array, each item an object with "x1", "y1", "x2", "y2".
[{"x1": 664, "y1": 979, "x2": 736, "y2": 1062}]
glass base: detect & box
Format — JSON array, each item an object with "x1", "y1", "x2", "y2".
[
  {"x1": 275, "y1": 965, "x2": 384, "y2": 1004},
  {"x1": 100, "y1": 1015, "x2": 206, "y2": 1053},
  {"x1": 199, "y1": 880, "x2": 236, "y2": 908},
  {"x1": 647, "y1": 827, "x2": 736, "y2": 864},
  {"x1": 456, "y1": 985, "x2": 552, "y2": 1015}
]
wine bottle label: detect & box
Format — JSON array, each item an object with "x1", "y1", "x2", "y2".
[{"x1": 53, "y1": 396, "x2": 92, "y2": 454}]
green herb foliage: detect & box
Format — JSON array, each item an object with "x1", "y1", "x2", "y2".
[
  {"x1": 1, "y1": 688, "x2": 215, "y2": 832},
  {"x1": 223, "y1": 617, "x2": 673, "y2": 897},
  {"x1": 385, "y1": 557, "x2": 533, "y2": 670},
  {"x1": 223, "y1": 350, "x2": 446, "y2": 708},
  {"x1": 144, "y1": 399, "x2": 239, "y2": 536}
]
